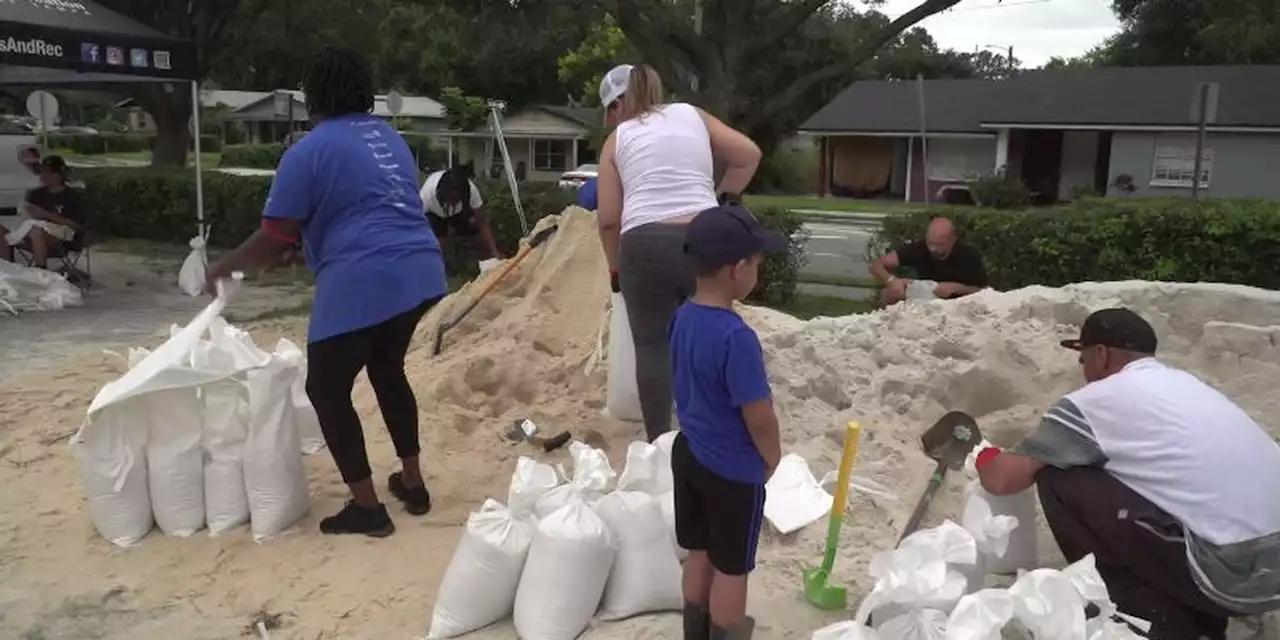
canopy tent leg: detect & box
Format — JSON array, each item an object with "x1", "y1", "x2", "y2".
[{"x1": 190, "y1": 80, "x2": 206, "y2": 241}]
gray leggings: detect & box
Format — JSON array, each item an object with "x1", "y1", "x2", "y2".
[{"x1": 619, "y1": 222, "x2": 695, "y2": 442}]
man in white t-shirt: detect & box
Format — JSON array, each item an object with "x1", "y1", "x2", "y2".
[
  {"x1": 976, "y1": 308, "x2": 1280, "y2": 640},
  {"x1": 418, "y1": 164, "x2": 502, "y2": 259}
]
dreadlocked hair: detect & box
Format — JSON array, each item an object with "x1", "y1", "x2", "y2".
[
  {"x1": 436, "y1": 163, "x2": 476, "y2": 216},
  {"x1": 301, "y1": 47, "x2": 375, "y2": 118}
]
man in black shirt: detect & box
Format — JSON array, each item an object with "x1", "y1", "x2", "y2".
[
  {"x1": 870, "y1": 216, "x2": 987, "y2": 305},
  {"x1": 20, "y1": 156, "x2": 84, "y2": 269}
]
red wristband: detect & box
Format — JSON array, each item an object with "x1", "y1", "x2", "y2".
[
  {"x1": 261, "y1": 218, "x2": 299, "y2": 243},
  {"x1": 975, "y1": 447, "x2": 1002, "y2": 471}
]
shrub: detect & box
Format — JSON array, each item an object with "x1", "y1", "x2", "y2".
[
  {"x1": 48, "y1": 132, "x2": 221, "y2": 155},
  {"x1": 876, "y1": 198, "x2": 1280, "y2": 291},
  {"x1": 401, "y1": 133, "x2": 448, "y2": 170},
  {"x1": 77, "y1": 168, "x2": 805, "y2": 306},
  {"x1": 968, "y1": 173, "x2": 1032, "y2": 209},
  {"x1": 221, "y1": 144, "x2": 286, "y2": 169},
  {"x1": 752, "y1": 148, "x2": 819, "y2": 195}
]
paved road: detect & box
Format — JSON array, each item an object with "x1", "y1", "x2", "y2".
[{"x1": 800, "y1": 221, "x2": 880, "y2": 279}]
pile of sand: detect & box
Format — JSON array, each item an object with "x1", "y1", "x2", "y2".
[{"x1": 1, "y1": 204, "x2": 1278, "y2": 639}]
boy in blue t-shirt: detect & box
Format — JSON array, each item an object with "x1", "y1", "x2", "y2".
[{"x1": 670, "y1": 204, "x2": 786, "y2": 640}]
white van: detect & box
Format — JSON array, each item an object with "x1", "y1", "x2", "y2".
[{"x1": 0, "y1": 122, "x2": 40, "y2": 213}]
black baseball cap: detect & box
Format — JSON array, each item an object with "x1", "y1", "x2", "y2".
[
  {"x1": 684, "y1": 204, "x2": 788, "y2": 270},
  {"x1": 40, "y1": 155, "x2": 68, "y2": 174},
  {"x1": 1060, "y1": 308, "x2": 1158, "y2": 353}
]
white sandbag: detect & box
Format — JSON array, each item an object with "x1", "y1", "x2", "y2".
[
  {"x1": 69, "y1": 407, "x2": 153, "y2": 547},
  {"x1": 595, "y1": 491, "x2": 683, "y2": 620},
  {"x1": 957, "y1": 482, "x2": 1020, "y2": 592},
  {"x1": 513, "y1": 499, "x2": 616, "y2": 640},
  {"x1": 858, "y1": 521, "x2": 976, "y2": 626},
  {"x1": 605, "y1": 292, "x2": 642, "y2": 422},
  {"x1": 177, "y1": 235, "x2": 207, "y2": 297},
  {"x1": 1008, "y1": 568, "x2": 1088, "y2": 640},
  {"x1": 244, "y1": 355, "x2": 310, "y2": 541},
  {"x1": 654, "y1": 430, "x2": 677, "y2": 459},
  {"x1": 765, "y1": 453, "x2": 834, "y2": 534},
  {"x1": 656, "y1": 489, "x2": 688, "y2": 561},
  {"x1": 962, "y1": 482, "x2": 1037, "y2": 575},
  {"x1": 428, "y1": 499, "x2": 534, "y2": 639},
  {"x1": 616, "y1": 440, "x2": 671, "y2": 496},
  {"x1": 201, "y1": 379, "x2": 250, "y2": 535},
  {"x1": 74, "y1": 286, "x2": 243, "y2": 546},
  {"x1": 875, "y1": 608, "x2": 948, "y2": 640},
  {"x1": 274, "y1": 338, "x2": 325, "y2": 454},
  {"x1": 812, "y1": 621, "x2": 881, "y2": 640},
  {"x1": 508, "y1": 457, "x2": 559, "y2": 520},
  {"x1": 906, "y1": 279, "x2": 939, "y2": 301},
  {"x1": 0, "y1": 257, "x2": 82, "y2": 313},
  {"x1": 946, "y1": 589, "x2": 1016, "y2": 640},
  {"x1": 533, "y1": 442, "x2": 615, "y2": 519},
  {"x1": 146, "y1": 388, "x2": 207, "y2": 536}
]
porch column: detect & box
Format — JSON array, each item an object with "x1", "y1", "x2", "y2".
[
  {"x1": 995, "y1": 128, "x2": 1010, "y2": 175},
  {"x1": 905, "y1": 136, "x2": 914, "y2": 202},
  {"x1": 447, "y1": 136, "x2": 454, "y2": 166},
  {"x1": 818, "y1": 136, "x2": 830, "y2": 197},
  {"x1": 571, "y1": 137, "x2": 579, "y2": 171}
]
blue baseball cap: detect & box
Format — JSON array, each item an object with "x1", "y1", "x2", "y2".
[{"x1": 684, "y1": 204, "x2": 788, "y2": 269}]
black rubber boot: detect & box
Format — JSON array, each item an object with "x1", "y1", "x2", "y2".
[
  {"x1": 682, "y1": 602, "x2": 710, "y2": 640},
  {"x1": 711, "y1": 616, "x2": 755, "y2": 640}
]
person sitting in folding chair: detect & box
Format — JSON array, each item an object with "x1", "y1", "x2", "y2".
[{"x1": 13, "y1": 156, "x2": 88, "y2": 280}]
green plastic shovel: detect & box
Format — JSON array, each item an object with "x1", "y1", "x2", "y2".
[{"x1": 803, "y1": 420, "x2": 862, "y2": 610}]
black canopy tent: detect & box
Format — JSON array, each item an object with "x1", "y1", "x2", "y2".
[{"x1": 0, "y1": 0, "x2": 206, "y2": 237}]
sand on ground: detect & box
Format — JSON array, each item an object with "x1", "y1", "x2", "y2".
[{"x1": 1, "y1": 207, "x2": 1278, "y2": 639}]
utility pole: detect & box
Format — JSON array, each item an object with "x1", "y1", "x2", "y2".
[{"x1": 1007, "y1": 46, "x2": 1015, "y2": 76}]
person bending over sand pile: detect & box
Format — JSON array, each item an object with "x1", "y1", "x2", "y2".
[
  {"x1": 870, "y1": 216, "x2": 987, "y2": 305},
  {"x1": 976, "y1": 308, "x2": 1280, "y2": 640},
  {"x1": 208, "y1": 47, "x2": 448, "y2": 538}
]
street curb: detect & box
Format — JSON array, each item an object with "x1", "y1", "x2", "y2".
[{"x1": 797, "y1": 211, "x2": 891, "y2": 226}]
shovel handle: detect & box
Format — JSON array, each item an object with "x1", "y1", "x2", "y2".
[{"x1": 821, "y1": 421, "x2": 861, "y2": 573}]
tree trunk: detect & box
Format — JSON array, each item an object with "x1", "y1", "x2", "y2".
[{"x1": 133, "y1": 84, "x2": 192, "y2": 168}]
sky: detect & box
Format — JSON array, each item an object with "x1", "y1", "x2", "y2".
[{"x1": 878, "y1": 0, "x2": 1121, "y2": 67}]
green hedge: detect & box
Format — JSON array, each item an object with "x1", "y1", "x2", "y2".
[
  {"x1": 221, "y1": 134, "x2": 445, "y2": 171},
  {"x1": 48, "y1": 132, "x2": 222, "y2": 155},
  {"x1": 876, "y1": 198, "x2": 1280, "y2": 291},
  {"x1": 78, "y1": 168, "x2": 805, "y2": 306}
]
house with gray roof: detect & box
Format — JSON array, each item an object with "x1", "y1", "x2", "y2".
[
  {"x1": 443, "y1": 104, "x2": 598, "y2": 182},
  {"x1": 799, "y1": 65, "x2": 1280, "y2": 202}
]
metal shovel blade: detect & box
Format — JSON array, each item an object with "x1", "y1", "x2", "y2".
[{"x1": 920, "y1": 410, "x2": 983, "y2": 470}]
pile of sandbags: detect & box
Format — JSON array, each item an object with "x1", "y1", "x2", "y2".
[
  {"x1": 71, "y1": 287, "x2": 323, "y2": 546},
  {"x1": 428, "y1": 437, "x2": 685, "y2": 640}
]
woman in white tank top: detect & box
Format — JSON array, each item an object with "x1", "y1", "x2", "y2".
[{"x1": 595, "y1": 64, "x2": 761, "y2": 442}]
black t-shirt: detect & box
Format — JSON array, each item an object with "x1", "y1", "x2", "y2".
[
  {"x1": 25, "y1": 186, "x2": 84, "y2": 225},
  {"x1": 895, "y1": 239, "x2": 988, "y2": 291}
]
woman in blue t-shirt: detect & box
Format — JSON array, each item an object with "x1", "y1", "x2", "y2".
[{"x1": 207, "y1": 48, "x2": 449, "y2": 538}]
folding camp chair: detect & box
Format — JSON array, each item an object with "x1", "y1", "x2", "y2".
[{"x1": 15, "y1": 226, "x2": 93, "y2": 290}]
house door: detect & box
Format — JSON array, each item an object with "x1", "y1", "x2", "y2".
[{"x1": 1019, "y1": 130, "x2": 1064, "y2": 204}]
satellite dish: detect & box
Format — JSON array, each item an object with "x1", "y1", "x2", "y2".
[
  {"x1": 385, "y1": 90, "x2": 404, "y2": 116},
  {"x1": 25, "y1": 90, "x2": 59, "y2": 129}
]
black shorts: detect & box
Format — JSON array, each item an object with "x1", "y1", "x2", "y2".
[
  {"x1": 672, "y1": 432, "x2": 767, "y2": 576},
  {"x1": 428, "y1": 211, "x2": 478, "y2": 238}
]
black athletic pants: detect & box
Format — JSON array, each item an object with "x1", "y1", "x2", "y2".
[
  {"x1": 1037, "y1": 466, "x2": 1235, "y2": 640},
  {"x1": 306, "y1": 296, "x2": 440, "y2": 484}
]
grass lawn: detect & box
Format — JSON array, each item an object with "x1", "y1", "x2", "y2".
[
  {"x1": 783, "y1": 292, "x2": 876, "y2": 319},
  {"x1": 796, "y1": 272, "x2": 879, "y2": 289},
  {"x1": 57, "y1": 150, "x2": 223, "y2": 168},
  {"x1": 745, "y1": 194, "x2": 923, "y2": 214}
]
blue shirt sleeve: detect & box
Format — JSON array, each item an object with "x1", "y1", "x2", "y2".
[
  {"x1": 263, "y1": 146, "x2": 314, "y2": 222},
  {"x1": 724, "y1": 326, "x2": 771, "y2": 407},
  {"x1": 576, "y1": 178, "x2": 599, "y2": 210}
]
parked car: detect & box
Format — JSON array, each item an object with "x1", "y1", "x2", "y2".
[
  {"x1": 51, "y1": 126, "x2": 99, "y2": 136},
  {"x1": 558, "y1": 163, "x2": 598, "y2": 189}
]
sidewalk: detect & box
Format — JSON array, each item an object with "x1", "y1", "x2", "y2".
[{"x1": 794, "y1": 208, "x2": 897, "y2": 225}]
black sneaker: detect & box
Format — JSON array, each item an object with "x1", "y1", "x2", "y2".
[
  {"x1": 319, "y1": 501, "x2": 395, "y2": 537},
  {"x1": 387, "y1": 471, "x2": 432, "y2": 516}
]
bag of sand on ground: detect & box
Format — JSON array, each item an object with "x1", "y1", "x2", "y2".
[
  {"x1": 428, "y1": 499, "x2": 534, "y2": 638},
  {"x1": 594, "y1": 491, "x2": 682, "y2": 620},
  {"x1": 513, "y1": 499, "x2": 616, "y2": 640}
]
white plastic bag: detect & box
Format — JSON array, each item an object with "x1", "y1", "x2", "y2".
[
  {"x1": 595, "y1": 491, "x2": 683, "y2": 620},
  {"x1": 946, "y1": 589, "x2": 1016, "y2": 640},
  {"x1": 201, "y1": 379, "x2": 251, "y2": 535},
  {"x1": 812, "y1": 621, "x2": 882, "y2": 640},
  {"x1": 962, "y1": 481, "x2": 1037, "y2": 575},
  {"x1": 535, "y1": 442, "x2": 613, "y2": 518},
  {"x1": 428, "y1": 499, "x2": 534, "y2": 639},
  {"x1": 906, "y1": 280, "x2": 939, "y2": 301},
  {"x1": 1009, "y1": 568, "x2": 1088, "y2": 640},
  {"x1": 764, "y1": 453, "x2": 833, "y2": 534},
  {"x1": 859, "y1": 521, "x2": 976, "y2": 625},
  {"x1": 244, "y1": 355, "x2": 310, "y2": 541},
  {"x1": 177, "y1": 235, "x2": 207, "y2": 297},
  {"x1": 146, "y1": 388, "x2": 207, "y2": 536},
  {"x1": 875, "y1": 608, "x2": 948, "y2": 640},
  {"x1": 656, "y1": 489, "x2": 688, "y2": 561},
  {"x1": 606, "y1": 292, "x2": 642, "y2": 422},
  {"x1": 508, "y1": 457, "x2": 560, "y2": 520},
  {"x1": 513, "y1": 499, "x2": 616, "y2": 640},
  {"x1": 958, "y1": 482, "x2": 1020, "y2": 592},
  {"x1": 274, "y1": 338, "x2": 325, "y2": 454},
  {"x1": 0, "y1": 258, "x2": 82, "y2": 313},
  {"x1": 616, "y1": 440, "x2": 672, "y2": 496}
]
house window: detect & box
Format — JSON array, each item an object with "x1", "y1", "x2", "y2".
[
  {"x1": 1150, "y1": 135, "x2": 1212, "y2": 188},
  {"x1": 926, "y1": 138, "x2": 996, "y2": 182},
  {"x1": 534, "y1": 139, "x2": 570, "y2": 172}
]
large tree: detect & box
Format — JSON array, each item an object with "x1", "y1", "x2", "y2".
[
  {"x1": 98, "y1": 0, "x2": 261, "y2": 166},
  {"x1": 1099, "y1": 0, "x2": 1280, "y2": 66},
  {"x1": 610, "y1": 0, "x2": 985, "y2": 150}
]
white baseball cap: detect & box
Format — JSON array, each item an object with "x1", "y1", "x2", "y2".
[{"x1": 599, "y1": 64, "x2": 633, "y2": 107}]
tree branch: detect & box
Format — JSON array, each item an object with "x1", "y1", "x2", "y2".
[
  {"x1": 613, "y1": 0, "x2": 717, "y2": 92},
  {"x1": 747, "y1": 0, "x2": 966, "y2": 128},
  {"x1": 750, "y1": 0, "x2": 831, "y2": 57}
]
